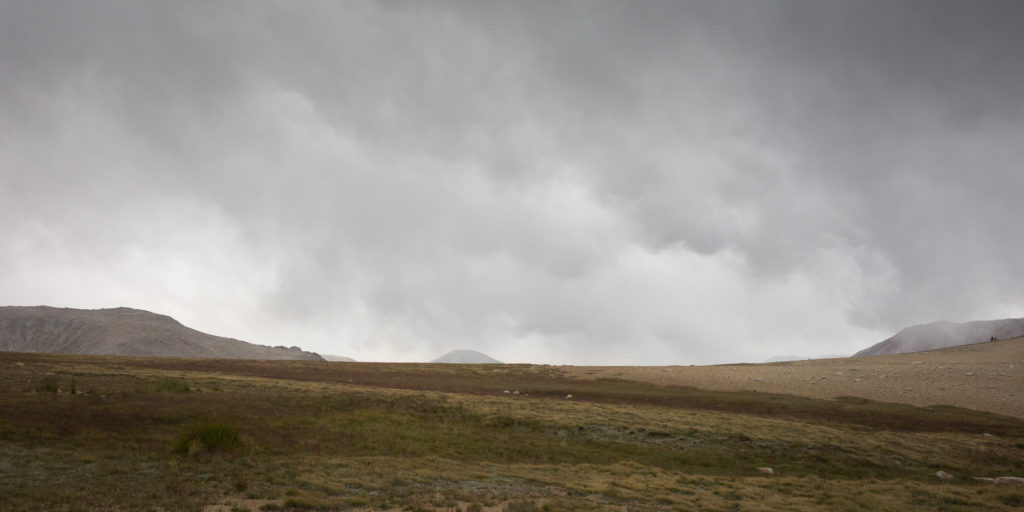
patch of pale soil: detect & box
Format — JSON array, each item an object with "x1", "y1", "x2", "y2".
[{"x1": 562, "y1": 337, "x2": 1024, "y2": 419}]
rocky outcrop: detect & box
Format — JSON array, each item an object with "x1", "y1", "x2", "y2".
[{"x1": 0, "y1": 306, "x2": 323, "y2": 361}]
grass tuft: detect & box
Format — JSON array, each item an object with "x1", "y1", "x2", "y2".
[{"x1": 173, "y1": 421, "x2": 244, "y2": 456}]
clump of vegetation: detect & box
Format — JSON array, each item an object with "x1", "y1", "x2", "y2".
[
  {"x1": 40, "y1": 376, "x2": 60, "y2": 393},
  {"x1": 152, "y1": 378, "x2": 191, "y2": 393},
  {"x1": 174, "y1": 421, "x2": 244, "y2": 456},
  {"x1": 504, "y1": 501, "x2": 546, "y2": 512},
  {"x1": 1001, "y1": 493, "x2": 1024, "y2": 507}
]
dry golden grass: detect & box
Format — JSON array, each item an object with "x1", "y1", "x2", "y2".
[
  {"x1": 2, "y1": 348, "x2": 1024, "y2": 511},
  {"x1": 564, "y1": 336, "x2": 1024, "y2": 418}
]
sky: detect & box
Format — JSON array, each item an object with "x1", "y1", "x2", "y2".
[{"x1": 2, "y1": 1, "x2": 1023, "y2": 365}]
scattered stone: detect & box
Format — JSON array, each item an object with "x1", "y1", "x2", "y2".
[
  {"x1": 834, "y1": 372, "x2": 844, "y2": 376},
  {"x1": 512, "y1": 390, "x2": 520, "y2": 395},
  {"x1": 912, "y1": 361, "x2": 923, "y2": 365},
  {"x1": 982, "y1": 433, "x2": 995, "y2": 438},
  {"x1": 974, "y1": 477, "x2": 996, "y2": 483},
  {"x1": 936, "y1": 471, "x2": 954, "y2": 480},
  {"x1": 757, "y1": 467, "x2": 774, "y2": 475},
  {"x1": 503, "y1": 390, "x2": 510, "y2": 394},
  {"x1": 964, "y1": 372, "x2": 974, "y2": 376},
  {"x1": 995, "y1": 477, "x2": 1024, "y2": 486},
  {"x1": 854, "y1": 378, "x2": 861, "y2": 382},
  {"x1": 15, "y1": 362, "x2": 24, "y2": 367},
  {"x1": 753, "y1": 378, "x2": 764, "y2": 382},
  {"x1": 565, "y1": 394, "x2": 573, "y2": 399}
]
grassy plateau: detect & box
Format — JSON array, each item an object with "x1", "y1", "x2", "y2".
[{"x1": 1, "y1": 352, "x2": 1023, "y2": 511}]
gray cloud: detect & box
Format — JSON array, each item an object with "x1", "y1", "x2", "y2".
[{"x1": 2, "y1": 1, "x2": 1023, "y2": 364}]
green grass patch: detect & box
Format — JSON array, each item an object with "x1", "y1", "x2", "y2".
[{"x1": 174, "y1": 421, "x2": 244, "y2": 456}]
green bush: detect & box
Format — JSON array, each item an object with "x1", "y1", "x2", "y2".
[{"x1": 173, "y1": 421, "x2": 243, "y2": 456}]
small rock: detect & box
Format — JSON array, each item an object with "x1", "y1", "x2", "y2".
[
  {"x1": 912, "y1": 361, "x2": 923, "y2": 365},
  {"x1": 974, "y1": 477, "x2": 995, "y2": 483},
  {"x1": 757, "y1": 467, "x2": 774, "y2": 475},
  {"x1": 15, "y1": 362, "x2": 24, "y2": 367},
  {"x1": 982, "y1": 433, "x2": 995, "y2": 438},
  {"x1": 995, "y1": 477, "x2": 1024, "y2": 486},
  {"x1": 565, "y1": 394, "x2": 573, "y2": 399},
  {"x1": 964, "y1": 372, "x2": 974, "y2": 376},
  {"x1": 512, "y1": 390, "x2": 520, "y2": 395},
  {"x1": 936, "y1": 471, "x2": 954, "y2": 480},
  {"x1": 753, "y1": 378, "x2": 764, "y2": 382},
  {"x1": 503, "y1": 390, "x2": 510, "y2": 394}
]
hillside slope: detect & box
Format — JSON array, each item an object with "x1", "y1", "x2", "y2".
[
  {"x1": 0, "y1": 306, "x2": 323, "y2": 361},
  {"x1": 855, "y1": 317, "x2": 1024, "y2": 357}
]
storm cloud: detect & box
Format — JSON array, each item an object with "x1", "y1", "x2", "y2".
[{"x1": 2, "y1": 1, "x2": 1023, "y2": 364}]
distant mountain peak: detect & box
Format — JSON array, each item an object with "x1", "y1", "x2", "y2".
[{"x1": 431, "y1": 349, "x2": 502, "y2": 364}]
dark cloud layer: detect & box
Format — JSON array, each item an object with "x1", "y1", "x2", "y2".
[{"x1": 2, "y1": 1, "x2": 1023, "y2": 363}]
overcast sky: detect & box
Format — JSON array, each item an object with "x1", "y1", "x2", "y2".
[{"x1": 2, "y1": 1, "x2": 1023, "y2": 364}]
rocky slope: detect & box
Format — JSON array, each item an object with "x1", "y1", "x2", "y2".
[
  {"x1": 431, "y1": 349, "x2": 503, "y2": 364},
  {"x1": 855, "y1": 317, "x2": 1024, "y2": 357},
  {"x1": 0, "y1": 306, "x2": 323, "y2": 360}
]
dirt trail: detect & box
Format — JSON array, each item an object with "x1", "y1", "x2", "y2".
[{"x1": 562, "y1": 337, "x2": 1024, "y2": 419}]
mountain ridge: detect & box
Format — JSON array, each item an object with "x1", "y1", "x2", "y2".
[
  {"x1": 0, "y1": 305, "x2": 323, "y2": 361},
  {"x1": 855, "y1": 316, "x2": 1024, "y2": 357}
]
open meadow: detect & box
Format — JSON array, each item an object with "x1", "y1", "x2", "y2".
[{"x1": 2, "y1": 342, "x2": 1024, "y2": 511}]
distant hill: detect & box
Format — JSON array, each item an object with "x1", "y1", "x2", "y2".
[
  {"x1": 855, "y1": 317, "x2": 1024, "y2": 357},
  {"x1": 431, "y1": 349, "x2": 502, "y2": 364},
  {"x1": 321, "y1": 354, "x2": 356, "y2": 362},
  {"x1": 765, "y1": 354, "x2": 849, "y2": 363},
  {"x1": 0, "y1": 306, "x2": 323, "y2": 361}
]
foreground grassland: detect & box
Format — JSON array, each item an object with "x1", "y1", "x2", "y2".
[{"x1": 1, "y1": 353, "x2": 1024, "y2": 511}]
